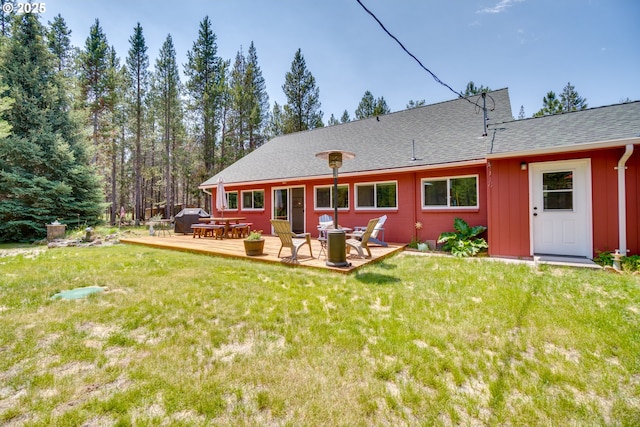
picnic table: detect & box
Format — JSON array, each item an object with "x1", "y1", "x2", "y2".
[{"x1": 198, "y1": 216, "x2": 247, "y2": 238}]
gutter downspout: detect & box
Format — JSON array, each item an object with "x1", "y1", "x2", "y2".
[{"x1": 616, "y1": 144, "x2": 634, "y2": 255}]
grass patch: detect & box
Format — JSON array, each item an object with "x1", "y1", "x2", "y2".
[{"x1": 0, "y1": 245, "x2": 639, "y2": 425}]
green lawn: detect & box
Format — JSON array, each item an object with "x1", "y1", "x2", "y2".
[{"x1": 1, "y1": 245, "x2": 639, "y2": 426}]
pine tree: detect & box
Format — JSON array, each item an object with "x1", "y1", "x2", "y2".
[
  {"x1": 0, "y1": 14, "x2": 103, "y2": 241},
  {"x1": 355, "y1": 91, "x2": 389, "y2": 119},
  {"x1": 153, "y1": 34, "x2": 183, "y2": 219},
  {"x1": 126, "y1": 22, "x2": 149, "y2": 224},
  {"x1": 282, "y1": 48, "x2": 323, "y2": 133},
  {"x1": 246, "y1": 42, "x2": 269, "y2": 151},
  {"x1": 0, "y1": 0, "x2": 16, "y2": 38},
  {"x1": 229, "y1": 47, "x2": 250, "y2": 160},
  {"x1": 518, "y1": 105, "x2": 525, "y2": 120},
  {"x1": 79, "y1": 19, "x2": 109, "y2": 160},
  {"x1": 327, "y1": 114, "x2": 340, "y2": 126},
  {"x1": 560, "y1": 82, "x2": 587, "y2": 112},
  {"x1": 104, "y1": 46, "x2": 127, "y2": 224},
  {"x1": 462, "y1": 81, "x2": 491, "y2": 97},
  {"x1": 184, "y1": 16, "x2": 223, "y2": 179},
  {"x1": 268, "y1": 101, "x2": 285, "y2": 138},
  {"x1": 406, "y1": 99, "x2": 426, "y2": 109},
  {"x1": 0, "y1": 81, "x2": 13, "y2": 138},
  {"x1": 340, "y1": 110, "x2": 350, "y2": 123},
  {"x1": 534, "y1": 91, "x2": 562, "y2": 117},
  {"x1": 47, "y1": 14, "x2": 72, "y2": 73}
]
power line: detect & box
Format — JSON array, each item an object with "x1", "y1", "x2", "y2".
[{"x1": 355, "y1": 0, "x2": 472, "y2": 104}]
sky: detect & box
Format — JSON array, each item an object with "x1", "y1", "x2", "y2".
[{"x1": 39, "y1": 0, "x2": 640, "y2": 121}]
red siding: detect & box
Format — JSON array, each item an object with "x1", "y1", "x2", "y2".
[
  {"x1": 625, "y1": 148, "x2": 640, "y2": 255},
  {"x1": 209, "y1": 145, "x2": 639, "y2": 258},
  {"x1": 486, "y1": 159, "x2": 530, "y2": 258},
  {"x1": 214, "y1": 165, "x2": 489, "y2": 245},
  {"x1": 487, "y1": 146, "x2": 640, "y2": 258}
]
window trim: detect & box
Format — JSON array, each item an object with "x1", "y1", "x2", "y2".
[
  {"x1": 225, "y1": 191, "x2": 238, "y2": 211},
  {"x1": 421, "y1": 174, "x2": 479, "y2": 210},
  {"x1": 241, "y1": 189, "x2": 265, "y2": 211},
  {"x1": 313, "y1": 184, "x2": 350, "y2": 211},
  {"x1": 354, "y1": 180, "x2": 398, "y2": 210}
]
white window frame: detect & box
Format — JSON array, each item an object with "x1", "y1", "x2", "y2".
[
  {"x1": 314, "y1": 184, "x2": 349, "y2": 210},
  {"x1": 354, "y1": 180, "x2": 398, "y2": 210},
  {"x1": 421, "y1": 174, "x2": 479, "y2": 209},
  {"x1": 241, "y1": 189, "x2": 265, "y2": 211},
  {"x1": 226, "y1": 191, "x2": 238, "y2": 211}
]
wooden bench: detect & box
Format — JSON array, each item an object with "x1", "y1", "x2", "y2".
[
  {"x1": 191, "y1": 223, "x2": 224, "y2": 239},
  {"x1": 229, "y1": 222, "x2": 253, "y2": 238}
]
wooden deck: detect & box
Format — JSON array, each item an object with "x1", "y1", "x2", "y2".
[{"x1": 120, "y1": 233, "x2": 405, "y2": 273}]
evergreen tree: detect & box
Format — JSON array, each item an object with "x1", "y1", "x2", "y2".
[
  {"x1": 282, "y1": 48, "x2": 323, "y2": 133},
  {"x1": 0, "y1": 0, "x2": 16, "y2": 38},
  {"x1": 355, "y1": 90, "x2": 374, "y2": 118},
  {"x1": 47, "y1": 14, "x2": 72, "y2": 73},
  {"x1": 0, "y1": 81, "x2": 13, "y2": 138},
  {"x1": 229, "y1": 47, "x2": 250, "y2": 159},
  {"x1": 268, "y1": 101, "x2": 285, "y2": 138},
  {"x1": 104, "y1": 46, "x2": 127, "y2": 224},
  {"x1": 153, "y1": 34, "x2": 183, "y2": 218},
  {"x1": 340, "y1": 110, "x2": 350, "y2": 123},
  {"x1": 126, "y1": 22, "x2": 149, "y2": 224},
  {"x1": 327, "y1": 114, "x2": 340, "y2": 126},
  {"x1": 0, "y1": 14, "x2": 103, "y2": 241},
  {"x1": 518, "y1": 105, "x2": 525, "y2": 120},
  {"x1": 79, "y1": 19, "x2": 109, "y2": 160},
  {"x1": 560, "y1": 82, "x2": 587, "y2": 112},
  {"x1": 406, "y1": 99, "x2": 426, "y2": 109},
  {"x1": 534, "y1": 91, "x2": 562, "y2": 117},
  {"x1": 246, "y1": 42, "x2": 269, "y2": 151},
  {"x1": 184, "y1": 16, "x2": 223, "y2": 179},
  {"x1": 463, "y1": 81, "x2": 491, "y2": 97},
  {"x1": 355, "y1": 91, "x2": 389, "y2": 119}
]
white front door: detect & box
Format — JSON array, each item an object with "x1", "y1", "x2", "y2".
[{"x1": 530, "y1": 159, "x2": 592, "y2": 258}]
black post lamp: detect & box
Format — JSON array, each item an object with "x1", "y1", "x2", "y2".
[{"x1": 315, "y1": 150, "x2": 355, "y2": 267}]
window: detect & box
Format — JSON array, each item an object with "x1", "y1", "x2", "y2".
[
  {"x1": 355, "y1": 181, "x2": 397, "y2": 209},
  {"x1": 315, "y1": 185, "x2": 349, "y2": 209},
  {"x1": 242, "y1": 190, "x2": 264, "y2": 210},
  {"x1": 423, "y1": 175, "x2": 478, "y2": 208},
  {"x1": 226, "y1": 191, "x2": 238, "y2": 210},
  {"x1": 542, "y1": 171, "x2": 573, "y2": 210}
]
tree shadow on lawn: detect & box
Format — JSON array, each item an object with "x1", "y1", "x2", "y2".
[{"x1": 354, "y1": 272, "x2": 401, "y2": 285}]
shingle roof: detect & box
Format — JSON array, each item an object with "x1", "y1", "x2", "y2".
[
  {"x1": 201, "y1": 90, "x2": 640, "y2": 188},
  {"x1": 201, "y1": 88, "x2": 514, "y2": 187},
  {"x1": 487, "y1": 101, "x2": 640, "y2": 156}
]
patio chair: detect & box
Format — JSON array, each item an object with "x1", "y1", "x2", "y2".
[
  {"x1": 353, "y1": 214, "x2": 388, "y2": 247},
  {"x1": 270, "y1": 219, "x2": 313, "y2": 261},
  {"x1": 317, "y1": 214, "x2": 333, "y2": 239},
  {"x1": 346, "y1": 217, "x2": 379, "y2": 258}
]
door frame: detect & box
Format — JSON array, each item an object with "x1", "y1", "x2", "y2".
[
  {"x1": 272, "y1": 185, "x2": 306, "y2": 234},
  {"x1": 528, "y1": 159, "x2": 593, "y2": 258}
]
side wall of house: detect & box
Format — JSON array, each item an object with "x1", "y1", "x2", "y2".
[
  {"x1": 486, "y1": 158, "x2": 530, "y2": 258},
  {"x1": 212, "y1": 165, "x2": 489, "y2": 245},
  {"x1": 624, "y1": 147, "x2": 640, "y2": 255},
  {"x1": 487, "y1": 146, "x2": 640, "y2": 258}
]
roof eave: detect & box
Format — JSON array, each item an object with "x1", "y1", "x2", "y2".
[
  {"x1": 486, "y1": 137, "x2": 640, "y2": 160},
  {"x1": 198, "y1": 159, "x2": 487, "y2": 190}
]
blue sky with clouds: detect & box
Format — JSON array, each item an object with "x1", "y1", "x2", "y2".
[{"x1": 41, "y1": 0, "x2": 639, "y2": 121}]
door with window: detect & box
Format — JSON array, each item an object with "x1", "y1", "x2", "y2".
[
  {"x1": 530, "y1": 159, "x2": 592, "y2": 257},
  {"x1": 273, "y1": 187, "x2": 305, "y2": 234}
]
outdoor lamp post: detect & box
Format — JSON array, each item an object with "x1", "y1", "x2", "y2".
[{"x1": 315, "y1": 150, "x2": 355, "y2": 267}]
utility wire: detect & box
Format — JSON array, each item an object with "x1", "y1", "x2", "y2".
[{"x1": 356, "y1": 0, "x2": 473, "y2": 104}]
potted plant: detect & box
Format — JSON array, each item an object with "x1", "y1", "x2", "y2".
[{"x1": 243, "y1": 229, "x2": 264, "y2": 256}]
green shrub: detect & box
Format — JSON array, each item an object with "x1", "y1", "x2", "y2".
[{"x1": 437, "y1": 217, "x2": 488, "y2": 257}]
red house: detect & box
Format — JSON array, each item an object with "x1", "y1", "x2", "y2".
[{"x1": 200, "y1": 89, "x2": 640, "y2": 260}]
